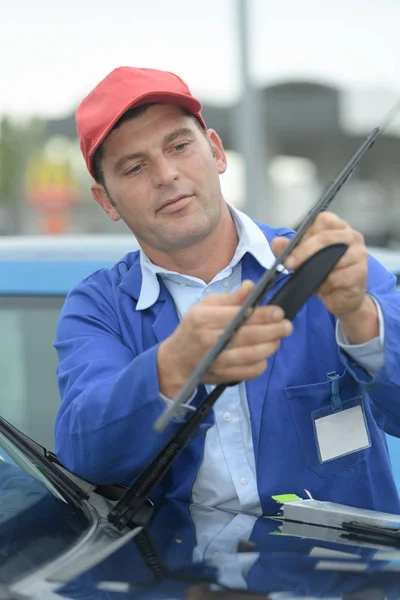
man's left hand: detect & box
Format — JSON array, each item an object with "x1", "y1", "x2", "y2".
[{"x1": 271, "y1": 212, "x2": 379, "y2": 344}]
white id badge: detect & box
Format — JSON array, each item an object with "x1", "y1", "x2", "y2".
[{"x1": 312, "y1": 373, "x2": 371, "y2": 463}]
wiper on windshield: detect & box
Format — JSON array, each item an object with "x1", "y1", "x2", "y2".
[{"x1": 0, "y1": 416, "x2": 88, "y2": 506}]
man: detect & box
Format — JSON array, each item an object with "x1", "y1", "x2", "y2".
[{"x1": 54, "y1": 66, "x2": 400, "y2": 516}]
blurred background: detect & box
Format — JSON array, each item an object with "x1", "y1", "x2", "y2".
[
  {"x1": 3, "y1": 0, "x2": 400, "y2": 463},
  {"x1": 1, "y1": 0, "x2": 400, "y2": 246}
]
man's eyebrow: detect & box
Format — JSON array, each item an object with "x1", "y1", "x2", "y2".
[
  {"x1": 163, "y1": 127, "x2": 195, "y2": 146},
  {"x1": 112, "y1": 127, "x2": 195, "y2": 174},
  {"x1": 113, "y1": 152, "x2": 144, "y2": 174}
]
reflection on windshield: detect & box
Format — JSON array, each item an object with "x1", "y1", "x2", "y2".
[
  {"x1": 0, "y1": 431, "x2": 65, "y2": 501},
  {"x1": 0, "y1": 435, "x2": 88, "y2": 586},
  {"x1": 58, "y1": 499, "x2": 400, "y2": 600}
]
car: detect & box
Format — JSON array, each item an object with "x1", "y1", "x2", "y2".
[
  {"x1": 2, "y1": 381, "x2": 400, "y2": 599},
  {"x1": 0, "y1": 413, "x2": 152, "y2": 599},
  {"x1": 2, "y1": 404, "x2": 400, "y2": 599}
]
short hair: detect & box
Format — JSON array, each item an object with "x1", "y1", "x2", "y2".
[{"x1": 92, "y1": 103, "x2": 205, "y2": 186}]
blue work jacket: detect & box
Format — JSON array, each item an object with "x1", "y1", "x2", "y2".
[{"x1": 54, "y1": 222, "x2": 400, "y2": 516}]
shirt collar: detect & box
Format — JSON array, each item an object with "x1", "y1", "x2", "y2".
[{"x1": 136, "y1": 203, "x2": 279, "y2": 311}]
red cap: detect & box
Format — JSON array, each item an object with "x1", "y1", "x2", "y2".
[{"x1": 76, "y1": 66, "x2": 206, "y2": 178}]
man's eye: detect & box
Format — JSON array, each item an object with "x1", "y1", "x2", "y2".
[
  {"x1": 174, "y1": 142, "x2": 189, "y2": 152},
  {"x1": 126, "y1": 164, "x2": 142, "y2": 175}
]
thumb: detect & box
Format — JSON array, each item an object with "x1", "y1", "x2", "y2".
[
  {"x1": 271, "y1": 236, "x2": 290, "y2": 257},
  {"x1": 234, "y1": 279, "x2": 256, "y2": 302},
  {"x1": 203, "y1": 280, "x2": 255, "y2": 306}
]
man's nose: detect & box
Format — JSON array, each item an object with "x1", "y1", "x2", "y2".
[{"x1": 152, "y1": 157, "x2": 179, "y2": 187}]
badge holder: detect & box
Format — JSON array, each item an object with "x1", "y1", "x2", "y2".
[{"x1": 312, "y1": 372, "x2": 371, "y2": 464}]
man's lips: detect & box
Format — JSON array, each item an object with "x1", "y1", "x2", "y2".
[{"x1": 158, "y1": 195, "x2": 193, "y2": 214}]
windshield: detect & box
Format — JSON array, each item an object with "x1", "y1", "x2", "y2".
[
  {"x1": 57, "y1": 497, "x2": 400, "y2": 600},
  {"x1": 0, "y1": 430, "x2": 90, "y2": 586},
  {"x1": 0, "y1": 295, "x2": 65, "y2": 450}
]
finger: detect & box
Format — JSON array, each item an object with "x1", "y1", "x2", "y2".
[
  {"x1": 217, "y1": 340, "x2": 282, "y2": 368},
  {"x1": 294, "y1": 213, "x2": 348, "y2": 247},
  {"x1": 271, "y1": 213, "x2": 349, "y2": 259},
  {"x1": 189, "y1": 303, "x2": 285, "y2": 330},
  {"x1": 205, "y1": 359, "x2": 268, "y2": 383},
  {"x1": 305, "y1": 212, "x2": 348, "y2": 237},
  {"x1": 317, "y1": 265, "x2": 367, "y2": 296},
  {"x1": 284, "y1": 228, "x2": 359, "y2": 270},
  {"x1": 228, "y1": 319, "x2": 293, "y2": 347},
  {"x1": 270, "y1": 236, "x2": 291, "y2": 259},
  {"x1": 201, "y1": 280, "x2": 255, "y2": 306},
  {"x1": 320, "y1": 243, "x2": 368, "y2": 272},
  {"x1": 244, "y1": 304, "x2": 285, "y2": 325},
  {"x1": 197, "y1": 318, "x2": 292, "y2": 354}
]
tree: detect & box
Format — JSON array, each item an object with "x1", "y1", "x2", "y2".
[
  {"x1": 0, "y1": 117, "x2": 20, "y2": 203},
  {"x1": 0, "y1": 116, "x2": 44, "y2": 233}
]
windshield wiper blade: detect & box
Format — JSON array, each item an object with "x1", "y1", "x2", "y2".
[{"x1": 0, "y1": 416, "x2": 88, "y2": 505}]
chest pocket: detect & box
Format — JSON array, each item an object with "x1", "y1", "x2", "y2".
[{"x1": 284, "y1": 369, "x2": 368, "y2": 478}]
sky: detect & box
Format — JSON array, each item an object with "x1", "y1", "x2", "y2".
[{"x1": 2, "y1": 0, "x2": 400, "y2": 129}]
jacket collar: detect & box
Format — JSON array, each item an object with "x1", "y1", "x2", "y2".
[{"x1": 118, "y1": 204, "x2": 290, "y2": 304}]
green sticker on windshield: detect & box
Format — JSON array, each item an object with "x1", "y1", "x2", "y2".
[{"x1": 272, "y1": 493, "x2": 302, "y2": 504}]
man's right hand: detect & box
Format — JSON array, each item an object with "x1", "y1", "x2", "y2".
[{"x1": 157, "y1": 280, "x2": 293, "y2": 398}]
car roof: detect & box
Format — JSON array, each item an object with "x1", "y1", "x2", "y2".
[
  {"x1": 0, "y1": 237, "x2": 398, "y2": 296},
  {"x1": 0, "y1": 235, "x2": 139, "y2": 260},
  {"x1": 368, "y1": 246, "x2": 400, "y2": 275},
  {"x1": 0, "y1": 236, "x2": 398, "y2": 267},
  {"x1": 0, "y1": 236, "x2": 141, "y2": 295}
]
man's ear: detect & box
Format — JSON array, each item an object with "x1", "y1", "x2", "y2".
[
  {"x1": 91, "y1": 183, "x2": 121, "y2": 222},
  {"x1": 206, "y1": 129, "x2": 227, "y2": 175}
]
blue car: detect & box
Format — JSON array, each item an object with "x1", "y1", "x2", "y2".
[{"x1": 0, "y1": 236, "x2": 400, "y2": 491}]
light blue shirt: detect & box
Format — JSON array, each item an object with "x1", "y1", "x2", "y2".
[{"x1": 136, "y1": 205, "x2": 384, "y2": 511}]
